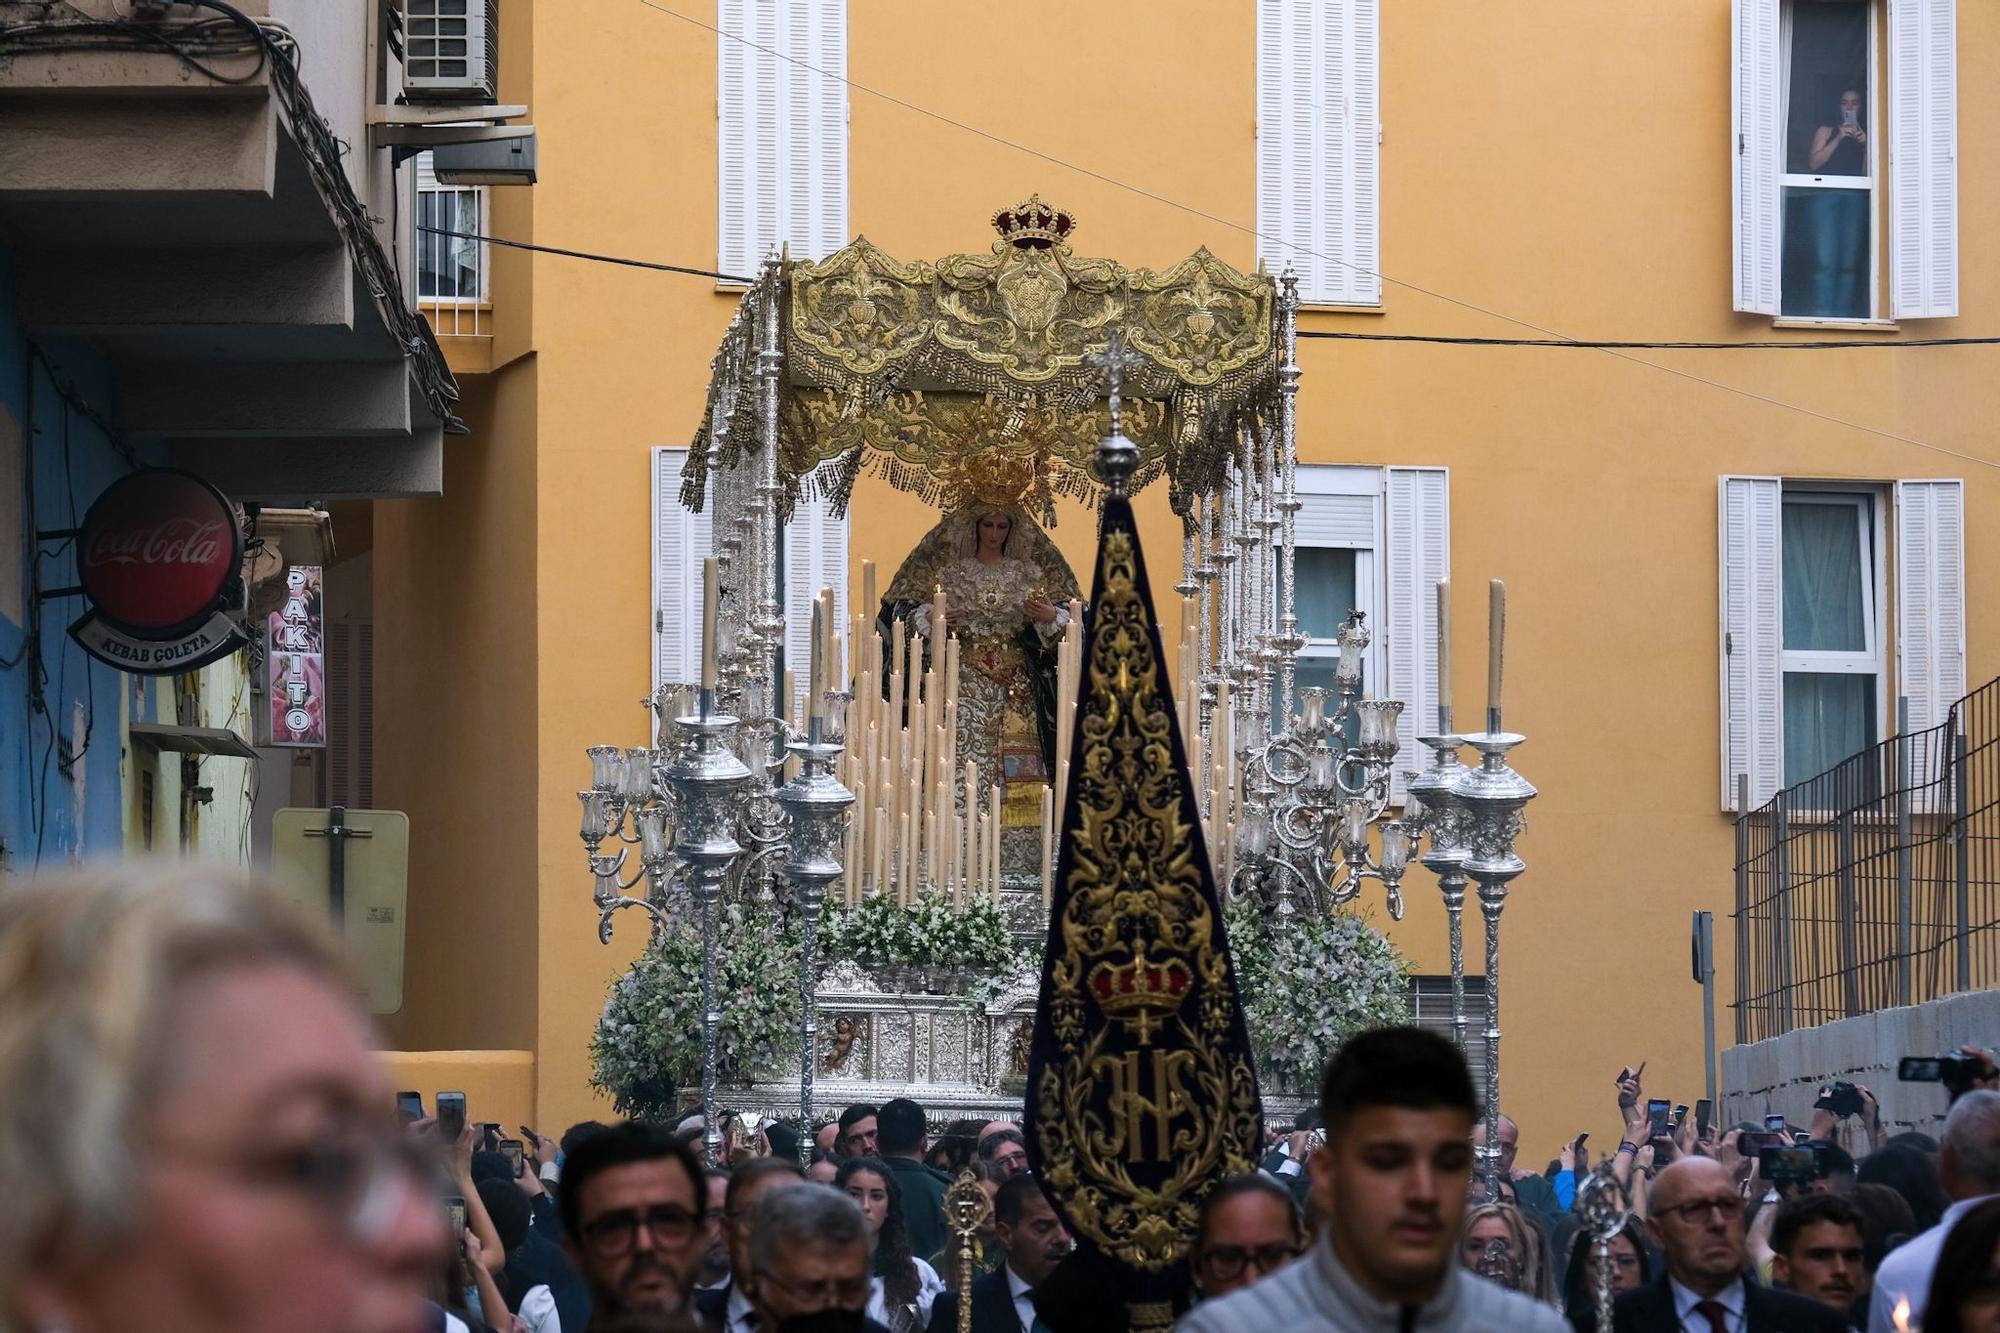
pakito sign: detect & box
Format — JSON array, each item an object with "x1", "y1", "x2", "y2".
[
  {"x1": 67, "y1": 469, "x2": 248, "y2": 675},
  {"x1": 264, "y1": 565, "x2": 325, "y2": 747}
]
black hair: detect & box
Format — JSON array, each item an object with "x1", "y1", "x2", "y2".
[
  {"x1": 1816, "y1": 1140, "x2": 1857, "y2": 1183},
  {"x1": 1857, "y1": 1143, "x2": 1951, "y2": 1233},
  {"x1": 1770, "y1": 1192, "x2": 1865, "y2": 1259},
  {"x1": 1195, "y1": 1172, "x2": 1304, "y2": 1249},
  {"x1": 837, "y1": 1156, "x2": 920, "y2": 1310},
  {"x1": 724, "y1": 1153, "x2": 806, "y2": 1218},
  {"x1": 1850, "y1": 1181, "x2": 1919, "y2": 1271},
  {"x1": 877, "y1": 1097, "x2": 928, "y2": 1155},
  {"x1": 765, "y1": 1120, "x2": 801, "y2": 1163},
  {"x1": 560, "y1": 1120, "x2": 610, "y2": 1160},
  {"x1": 1919, "y1": 1197, "x2": 2000, "y2": 1333},
  {"x1": 470, "y1": 1149, "x2": 515, "y2": 1185},
  {"x1": 477, "y1": 1176, "x2": 533, "y2": 1256},
  {"x1": 1293, "y1": 1108, "x2": 1323, "y2": 1133},
  {"x1": 977, "y1": 1128, "x2": 1027, "y2": 1159},
  {"x1": 1561, "y1": 1217, "x2": 1650, "y2": 1320},
  {"x1": 994, "y1": 1173, "x2": 1052, "y2": 1228},
  {"x1": 555, "y1": 1120, "x2": 705, "y2": 1239},
  {"x1": 1318, "y1": 1026, "x2": 1477, "y2": 1135},
  {"x1": 838, "y1": 1103, "x2": 880, "y2": 1133},
  {"x1": 1888, "y1": 1130, "x2": 1941, "y2": 1154}
]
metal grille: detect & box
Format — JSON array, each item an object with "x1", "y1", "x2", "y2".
[
  {"x1": 1733, "y1": 677, "x2": 2000, "y2": 1042},
  {"x1": 416, "y1": 175, "x2": 490, "y2": 337},
  {"x1": 1409, "y1": 973, "x2": 1488, "y2": 1088}
]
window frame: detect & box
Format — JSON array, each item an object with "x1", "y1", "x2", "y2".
[
  {"x1": 413, "y1": 151, "x2": 490, "y2": 306},
  {"x1": 1778, "y1": 484, "x2": 1888, "y2": 761},
  {"x1": 1777, "y1": 0, "x2": 1883, "y2": 320},
  {"x1": 1290, "y1": 465, "x2": 1385, "y2": 701}
]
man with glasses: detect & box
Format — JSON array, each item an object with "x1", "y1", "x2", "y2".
[
  {"x1": 1191, "y1": 1174, "x2": 1304, "y2": 1302},
  {"x1": 558, "y1": 1121, "x2": 708, "y2": 1321},
  {"x1": 926, "y1": 1175, "x2": 1072, "y2": 1333},
  {"x1": 741, "y1": 1186, "x2": 893, "y2": 1333},
  {"x1": 1608, "y1": 1157, "x2": 1846, "y2": 1332}
]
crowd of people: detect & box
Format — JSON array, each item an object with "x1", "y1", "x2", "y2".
[{"x1": 4, "y1": 865, "x2": 2000, "y2": 1333}]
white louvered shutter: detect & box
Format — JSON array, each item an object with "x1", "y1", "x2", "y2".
[
  {"x1": 1719, "y1": 476, "x2": 1783, "y2": 809},
  {"x1": 1732, "y1": 0, "x2": 1782, "y2": 315},
  {"x1": 782, "y1": 484, "x2": 850, "y2": 719},
  {"x1": 1895, "y1": 480, "x2": 1965, "y2": 732},
  {"x1": 1256, "y1": 0, "x2": 1380, "y2": 307},
  {"x1": 1889, "y1": 0, "x2": 1958, "y2": 319},
  {"x1": 1384, "y1": 467, "x2": 1447, "y2": 804},
  {"x1": 718, "y1": 0, "x2": 848, "y2": 277},
  {"x1": 653, "y1": 449, "x2": 714, "y2": 700}
]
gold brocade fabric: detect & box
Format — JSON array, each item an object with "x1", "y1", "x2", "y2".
[{"x1": 684, "y1": 215, "x2": 1280, "y2": 522}]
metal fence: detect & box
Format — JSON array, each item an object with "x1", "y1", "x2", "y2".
[{"x1": 1734, "y1": 677, "x2": 2000, "y2": 1043}]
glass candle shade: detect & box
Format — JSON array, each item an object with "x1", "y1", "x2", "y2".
[
  {"x1": 587, "y1": 745, "x2": 624, "y2": 793},
  {"x1": 635, "y1": 804, "x2": 670, "y2": 866},
  {"x1": 1340, "y1": 799, "x2": 1371, "y2": 856},
  {"x1": 1309, "y1": 743, "x2": 1339, "y2": 789},
  {"x1": 822, "y1": 690, "x2": 853, "y2": 746},
  {"x1": 578, "y1": 790, "x2": 606, "y2": 841},
  {"x1": 1242, "y1": 810, "x2": 1271, "y2": 857},
  {"x1": 1378, "y1": 820, "x2": 1413, "y2": 877},
  {"x1": 1358, "y1": 699, "x2": 1403, "y2": 755},
  {"x1": 1300, "y1": 687, "x2": 1327, "y2": 732}
]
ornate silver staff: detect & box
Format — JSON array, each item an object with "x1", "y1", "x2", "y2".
[
  {"x1": 774, "y1": 603, "x2": 854, "y2": 1161},
  {"x1": 1455, "y1": 579, "x2": 1535, "y2": 1197},
  {"x1": 1576, "y1": 1161, "x2": 1635, "y2": 1331},
  {"x1": 1408, "y1": 579, "x2": 1472, "y2": 1056}
]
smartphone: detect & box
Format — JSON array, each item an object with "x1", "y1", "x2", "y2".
[
  {"x1": 1760, "y1": 1143, "x2": 1824, "y2": 1183},
  {"x1": 1695, "y1": 1098, "x2": 1714, "y2": 1140},
  {"x1": 444, "y1": 1194, "x2": 467, "y2": 1240},
  {"x1": 1764, "y1": 1113, "x2": 1787, "y2": 1134},
  {"x1": 1674, "y1": 1103, "x2": 1690, "y2": 1129},
  {"x1": 435, "y1": 1091, "x2": 466, "y2": 1144},
  {"x1": 1573, "y1": 1131, "x2": 1589, "y2": 1148},
  {"x1": 1647, "y1": 1099, "x2": 1672, "y2": 1139},
  {"x1": 395, "y1": 1090, "x2": 424, "y2": 1124},
  {"x1": 1842, "y1": 107, "x2": 1860, "y2": 130},
  {"x1": 500, "y1": 1138, "x2": 526, "y2": 1178}
]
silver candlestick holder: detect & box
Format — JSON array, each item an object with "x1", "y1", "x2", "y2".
[
  {"x1": 1407, "y1": 728, "x2": 1472, "y2": 1057},
  {"x1": 665, "y1": 689, "x2": 753, "y2": 1167},
  {"x1": 1455, "y1": 726, "x2": 1535, "y2": 1197},
  {"x1": 772, "y1": 698, "x2": 854, "y2": 1163}
]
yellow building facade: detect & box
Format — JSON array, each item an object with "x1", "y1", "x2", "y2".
[{"x1": 374, "y1": 0, "x2": 2000, "y2": 1163}]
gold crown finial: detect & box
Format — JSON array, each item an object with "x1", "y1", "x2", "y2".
[
  {"x1": 991, "y1": 194, "x2": 1077, "y2": 250},
  {"x1": 960, "y1": 450, "x2": 1037, "y2": 508}
]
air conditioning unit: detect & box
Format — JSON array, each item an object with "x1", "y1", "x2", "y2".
[{"x1": 403, "y1": 0, "x2": 498, "y2": 104}]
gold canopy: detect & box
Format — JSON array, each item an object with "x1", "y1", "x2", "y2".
[{"x1": 685, "y1": 198, "x2": 1279, "y2": 521}]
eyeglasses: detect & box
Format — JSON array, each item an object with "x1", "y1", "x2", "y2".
[
  {"x1": 756, "y1": 1270, "x2": 873, "y2": 1310},
  {"x1": 1199, "y1": 1243, "x2": 1300, "y2": 1281},
  {"x1": 1658, "y1": 1199, "x2": 1740, "y2": 1225},
  {"x1": 159, "y1": 1128, "x2": 434, "y2": 1246},
  {"x1": 580, "y1": 1204, "x2": 701, "y2": 1257}
]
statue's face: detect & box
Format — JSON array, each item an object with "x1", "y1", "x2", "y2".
[{"x1": 977, "y1": 511, "x2": 1012, "y2": 553}]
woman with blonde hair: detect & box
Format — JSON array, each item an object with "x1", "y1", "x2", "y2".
[
  {"x1": 0, "y1": 865, "x2": 449, "y2": 1333},
  {"x1": 1459, "y1": 1199, "x2": 1559, "y2": 1306}
]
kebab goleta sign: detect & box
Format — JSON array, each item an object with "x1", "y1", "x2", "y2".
[{"x1": 68, "y1": 469, "x2": 248, "y2": 675}]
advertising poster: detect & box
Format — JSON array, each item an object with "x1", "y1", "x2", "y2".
[{"x1": 267, "y1": 565, "x2": 325, "y2": 747}]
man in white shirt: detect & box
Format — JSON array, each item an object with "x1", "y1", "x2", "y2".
[{"x1": 1869, "y1": 1090, "x2": 2000, "y2": 1333}]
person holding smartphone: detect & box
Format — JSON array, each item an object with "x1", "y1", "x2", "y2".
[{"x1": 1803, "y1": 86, "x2": 1870, "y2": 317}]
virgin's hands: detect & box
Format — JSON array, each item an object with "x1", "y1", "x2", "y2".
[{"x1": 1023, "y1": 596, "x2": 1059, "y2": 625}]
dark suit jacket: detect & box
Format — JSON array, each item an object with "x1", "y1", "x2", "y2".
[
  {"x1": 694, "y1": 1278, "x2": 895, "y2": 1333},
  {"x1": 1595, "y1": 1275, "x2": 1853, "y2": 1333},
  {"x1": 926, "y1": 1269, "x2": 1020, "y2": 1333}
]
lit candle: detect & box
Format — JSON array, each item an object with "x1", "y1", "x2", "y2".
[
  {"x1": 1436, "y1": 578, "x2": 1452, "y2": 723},
  {"x1": 701, "y1": 557, "x2": 719, "y2": 693},
  {"x1": 1487, "y1": 578, "x2": 1506, "y2": 729}
]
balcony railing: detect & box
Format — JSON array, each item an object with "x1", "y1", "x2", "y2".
[
  {"x1": 1732, "y1": 676, "x2": 2000, "y2": 1042},
  {"x1": 416, "y1": 174, "x2": 490, "y2": 339}
]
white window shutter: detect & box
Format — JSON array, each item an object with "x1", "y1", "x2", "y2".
[
  {"x1": 1732, "y1": 0, "x2": 1782, "y2": 316},
  {"x1": 782, "y1": 484, "x2": 850, "y2": 719},
  {"x1": 1719, "y1": 476, "x2": 1783, "y2": 809},
  {"x1": 717, "y1": 0, "x2": 847, "y2": 276},
  {"x1": 1256, "y1": 0, "x2": 1380, "y2": 307},
  {"x1": 1895, "y1": 480, "x2": 1965, "y2": 733},
  {"x1": 1889, "y1": 0, "x2": 1958, "y2": 320},
  {"x1": 653, "y1": 449, "x2": 714, "y2": 703},
  {"x1": 1384, "y1": 467, "x2": 1447, "y2": 803}
]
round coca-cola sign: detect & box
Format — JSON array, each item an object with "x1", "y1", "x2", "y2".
[{"x1": 77, "y1": 469, "x2": 242, "y2": 638}]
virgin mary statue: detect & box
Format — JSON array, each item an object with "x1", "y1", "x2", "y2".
[{"x1": 878, "y1": 502, "x2": 1082, "y2": 869}]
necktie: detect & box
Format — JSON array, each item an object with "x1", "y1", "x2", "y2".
[{"x1": 1694, "y1": 1299, "x2": 1730, "y2": 1333}]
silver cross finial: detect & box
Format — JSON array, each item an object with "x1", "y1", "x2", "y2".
[{"x1": 1086, "y1": 330, "x2": 1147, "y2": 437}]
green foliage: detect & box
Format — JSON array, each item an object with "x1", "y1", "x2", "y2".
[
  {"x1": 824, "y1": 890, "x2": 1017, "y2": 971},
  {"x1": 1224, "y1": 899, "x2": 1414, "y2": 1094},
  {"x1": 589, "y1": 901, "x2": 803, "y2": 1122}
]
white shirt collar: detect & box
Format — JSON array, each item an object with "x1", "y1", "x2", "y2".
[
  {"x1": 1671, "y1": 1276, "x2": 1746, "y2": 1327},
  {"x1": 1006, "y1": 1264, "x2": 1036, "y2": 1330},
  {"x1": 726, "y1": 1282, "x2": 758, "y2": 1333}
]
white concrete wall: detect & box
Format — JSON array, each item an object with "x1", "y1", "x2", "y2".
[{"x1": 1722, "y1": 991, "x2": 2000, "y2": 1142}]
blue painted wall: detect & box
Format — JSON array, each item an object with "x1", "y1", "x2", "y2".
[{"x1": 0, "y1": 245, "x2": 157, "y2": 872}]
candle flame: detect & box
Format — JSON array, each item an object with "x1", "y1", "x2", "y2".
[{"x1": 1893, "y1": 1295, "x2": 1913, "y2": 1332}]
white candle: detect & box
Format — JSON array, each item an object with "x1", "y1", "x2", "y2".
[
  {"x1": 701, "y1": 557, "x2": 719, "y2": 692},
  {"x1": 807, "y1": 602, "x2": 823, "y2": 723},
  {"x1": 1488, "y1": 578, "x2": 1506, "y2": 722},
  {"x1": 1437, "y1": 578, "x2": 1452, "y2": 719}
]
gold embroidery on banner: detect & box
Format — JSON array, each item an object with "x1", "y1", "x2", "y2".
[{"x1": 1033, "y1": 528, "x2": 1261, "y2": 1274}]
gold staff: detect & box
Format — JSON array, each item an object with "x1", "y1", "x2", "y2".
[{"x1": 943, "y1": 1169, "x2": 994, "y2": 1333}]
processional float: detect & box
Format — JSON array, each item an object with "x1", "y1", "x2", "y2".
[{"x1": 576, "y1": 199, "x2": 1535, "y2": 1194}]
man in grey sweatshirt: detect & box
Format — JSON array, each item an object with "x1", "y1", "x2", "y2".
[{"x1": 1178, "y1": 1028, "x2": 1571, "y2": 1333}]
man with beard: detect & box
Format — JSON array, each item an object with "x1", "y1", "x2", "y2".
[
  {"x1": 1770, "y1": 1194, "x2": 1868, "y2": 1323},
  {"x1": 1605, "y1": 1157, "x2": 1847, "y2": 1332},
  {"x1": 694, "y1": 1154, "x2": 807, "y2": 1333},
  {"x1": 559, "y1": 1121, "x2": 709, "y2": 1321},
  {"x1": 694, "y1": 1168, "x2": 732, "y2": 1297},
  {"x1": 1176, "y1": 1027, "x2": 1569, "y2": 1331},
  {"x1": 926, "y1": 1175, "x2": 1073, "y2": 1333}
]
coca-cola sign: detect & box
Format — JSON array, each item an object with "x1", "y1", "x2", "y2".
[{"x1": 69, "y1": 469, "x2": 247, "y2": 675}]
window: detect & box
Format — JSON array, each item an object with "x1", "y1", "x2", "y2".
[
  {"x1": 652, "y1": 448, "x2": 715, "y2": 706},
  {"x1": 717, "y1": 0, "x2": 849, "y2": 278},
  {"x1": 781, "y1": 474, "x2": 849, "y2": 721},
  {"x1": 1718, "y1": 476, "x2": 1962, "y2": 809},
  {"x1": 1779, "y1": 492, "x2": 1881, "y2": 780},
  {"x1": 1285, "y1": 466, "x2": 1447, "y2": 801},
  {"x1": 414, "y1": 152, "x2": 486, "y2": 302},
  {"x1": 1732, "y1": 0, "x2": 1957, "y2": 320},
  {"x1": 1256, "y1": 0, "x2": 1381, "y2": 306}
]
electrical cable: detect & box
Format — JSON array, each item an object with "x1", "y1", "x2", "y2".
[
  {"x1": 631, "y1": 0, "x2": 2000, "y2": 469},
  {"x1": 417, "y1": 225, "x2": 754, "y2": 283}
]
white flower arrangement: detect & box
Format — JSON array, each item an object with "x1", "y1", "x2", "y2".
[{"x1": 1224, "y1": 900, "x2": 1414, "y2": 1094}]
